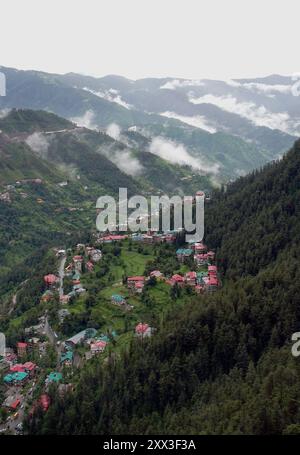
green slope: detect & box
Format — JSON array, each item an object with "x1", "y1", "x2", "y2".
[{"x1": 28, "y1": 140, "x2": 300, "y2": 435}]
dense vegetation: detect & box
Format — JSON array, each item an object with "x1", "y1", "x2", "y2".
[{"x1": 26, "y1": 140, "x2": 300, "y2": 435}]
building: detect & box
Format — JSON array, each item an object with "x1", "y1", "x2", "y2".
[
  {"x1": 142, "y1": 234, "x2": 153, "y2": 244},
  {"x1": 10, "y1": 364, "x2": 25, "y2": 373},
  {"x1": 135, "y1": 323, "x2": 152, "y2": 338},
  {"x1": 44, "y1": 274, "x2": 58, "y2": 287},
  {"x1": 185, "y1": 271, "x2": 197, "y2": 286},
  {"x1": 39, "y1": 394, "x2": 50, "y2": 412},
  {"x1": 193, "y1": 242, "x2": 207, "y2": 253},
  {"x1": 90, "y1": 249, "x2": 102, "y2": 263},
  {"x1": 65, "y1": 328, "x2": 97, "y2": 348},
  {"x1": 45, "y1": 372, "x2": 62, "y2": 385},
  {"x1": 4, "y1": 371, "x2": 28, "y2": 385},
  {"x1": 207, "y1": 251, "x2": 215, "y2": 261},
  {"x1": 203, "y1": 275, "x2": 219, "y2": 292},
  {"x1": 176, "y1": 249, "x2": 193, "y2": 262},
  {"x1": 73, "y1": 255, "x2": 83, "y2": 272},
  {"x1": 3, "y1": 395, "x2": 22, "y2": 410},
  {"x1": 9, "y1": 362, "x2": 36, "y2": 376},
  {"x1": 208, "y1": 265, "x2": 218, "y2": 276},
  {"x1": 194, "y1": 253, "x2": 209, "y2": 266},
  {"x1": 169, "y1": 274, "x2": 185, "y2": 287},
  {"x1": 195, "y1": 285, "x2": 204, "y2": 294},
  {"x1": 90, "y1": 340, "x2": 107, "y2": 355},
  {"x1": 127, "y1": 276, "x2": 145, "y2": 293},
  {"x1": 131, "y1": 233, "x2": 144, "y2": 242},
  {"x1": 60, "y1": 351, "x2": 73, "y2": 366},
  {"x1": 150, "y1": 270, "x2": 164, "y2": 280},
  {"x1": 111, "y1": 294, "x2": 126, "y2": 306},
  {"x1": 86, "y1": 261, "x2": 94, "y2": 272},
  {"x1": 196, "y1": 271, "x2": 208, "y2": 285},
  {"x1": 100, "y1": 234, "x2": 127, "y2": 243},
  {"x1": 17, "y1": 342, "x2": 27, "y2": 357}
]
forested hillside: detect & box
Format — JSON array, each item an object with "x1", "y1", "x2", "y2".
[
  {"x1": 0, "y1": 109, "x2": 214, "y2": 283},
  {"x1": 27, "y1": 140, "x2": 300, "y2": 435}
]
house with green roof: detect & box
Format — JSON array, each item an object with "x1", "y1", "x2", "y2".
[
  {"x1": 197, "y1": 271, "x2": 208, "y2": 284},
  {"x1": 176, "y1": 249, "x2": 193, "y2": 262},
  {"x1": 111, "y1": 294, "x2": 126, "y2": 306},
  {"x1": 60, "y1": 351, "x2": 73, "y2": 366},
  {"x1": 46, "y1": 372, "x2": 63, "y2": 384},
  {"x1": 3, "y1": 371, "x2": 28, "y2": 385}
]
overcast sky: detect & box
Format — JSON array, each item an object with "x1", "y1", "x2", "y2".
[{"x1": 1, "y1": 0, "x2": 299, "y2": 80}]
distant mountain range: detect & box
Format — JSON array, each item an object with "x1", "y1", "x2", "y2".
[{"x1": 1, "y1": 66, "x2": 298, "y2": 180}]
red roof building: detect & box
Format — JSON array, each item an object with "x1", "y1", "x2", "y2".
[
  {"x1": 208, "y1": 277, "x2": 218, "y2": 286},
  {"x1": 23, "y1": 362, "x2": 36, "y2": 372},
  {"x1": 127, "y1": 276, "x2": 145, "y2": 289},
  {"x1": 90, "y1": 340, "x2": 107, "y2": 354},
  {"x1": 11, "y1": 399, "x2": 21, "y2": 410},
  {"x1": 171, "y1": 274, "x2": 185, "y2": 284},
  {"x1": 73, "y1": 255, "x2": 83, "y2": 262},
  {"x1": 185, "y1": 271, "x2": 197, "y2": 286},
  {"x1": 208, "y1": 265, "x2": 218, "y2": 275},
  {"x1": 17, "y1": 342, "x2": 28, "y2": 357},
  {"x1": 10, "y1": 364, "x2": 25, "y2": 373},
  {"x1": 135, "y1": 323, "x2": 149, "y2": 335},
  {"x1": 86, "y1": 261, "x2": 94, "y2": 272},
  {"x1": 194, "y1": 253, "x2": 209, "y2": 264},
  {"x1": 39, "y1": 394, "x2": 50, "y2": 412},
  {"x1": 150, "y1": 270, "x2": 163, "y2": 279},
  {"x1": 44, "y1": 274, "x2": 58, "y2": 286},
  {"x1": 195, "y1": 285, "x2": 204, "y2": 294},
  {"x1": 193, "y1": 242, "x2": 207, "y2": 252},
  {"x1": 128, "y1": 276, "x2": 145, "y2": 282}
]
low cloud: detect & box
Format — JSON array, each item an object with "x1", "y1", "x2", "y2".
[
  {"x1": 106, "y1": 123, "x2": 121, "y2": 141},
  {"x1": 83, "y1": 87, "x2": 132, "y2": 110},
  {"x1": 160, "y1": 79, "x2": 205, "y2": 90},
  {"x1": 112, "y1": 150, "x2": 144, "y2": 176},
  {"x1": 0, "y1": 108, "x2": 11, "y2": 119},
  {"x1": 71, "y1": 110, "x2": 98, "y2": 130},
  {"x1": 242, "y1": 82, "x2": 293, "y2": 95},
  {"x1": 189, "y1": 93, "x2": 295, "y2": 133},
  {"x1": 101, "y1": 144, "x2": 144, "y2": 177},
  {"x1": 57, "y1": 163, "x2": 79, "y2": 181},
  {"x1": 149, "y1": 137, "x2": 219, "y2": 175},
  {"x1": 25, "y1": 132, "x2": 51, "y2": 158},
  {"x1": 160, "y1": 111, "x2": 216, "y2": 133}
]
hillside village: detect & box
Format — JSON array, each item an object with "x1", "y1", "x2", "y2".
[{"x1": 0, "y1": 228, "x2": 220, "y2": 434}]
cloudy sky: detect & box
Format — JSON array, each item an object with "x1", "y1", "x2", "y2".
[{"x1": 1, "y1": 0, "x2": 299, "y2": 80}]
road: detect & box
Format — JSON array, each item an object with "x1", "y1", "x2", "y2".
[{"x1": 58, "y1": 254, "x2": 66, "y2": 298}]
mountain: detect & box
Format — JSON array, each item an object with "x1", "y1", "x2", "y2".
[
  {"x1": 0, "y1": 109, "x2": 213, "y2": 281},
  {"x1": 0, "y1": 66, "x2": 297, "y2": 180},
  {"x1": 27, "y1": 139, "x2": 300, "y2": 435},
  {"x1": 58, "y1": 71, "x2": 299, "y2": 145}
]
